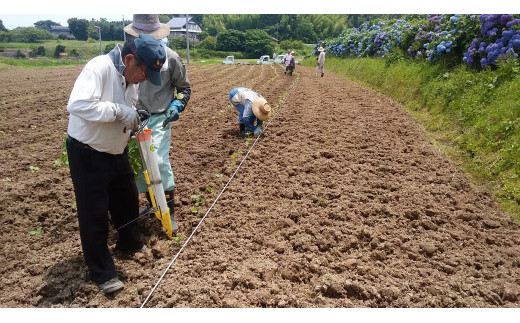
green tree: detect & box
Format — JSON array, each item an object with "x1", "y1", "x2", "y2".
[
  {"x1": 197, "y1": 30, "x2": 210, "y2": 41},
  {"x1": 0, "y1": 31, "x2": 8, "y2": 41},
  {"x1": 0, "y1": 19, "x2": 9, "y2": 32},
  {"x1": 34, "y1": 20, "x2": 61, "y2": 30},
  {"x1": 8, "y1": 27, "x2": 53, "y2": 42},
  {"x1": 159, "y1": 14, "x2": 173, "y2": 23},
  {"x1": 15, "y1": 49, "x2": 26, "y2": 58},
  {"x1": 244, "y1": 29, "x2": 274, "y2": 58},
  {"x1": 198, "y1": 36, "x2": 216, "y2": 50},
  {"x1": 29, "y1": 46, "x2": 46, "y2": 57},
  {"x1": 216, "y1": 29, "x2": 246, "y2": 52},
  {"x1": 54, "y1": 45, "x2": 66, "y2": 58},
  {"x1": 68, "y1": 18, "x2": 89, "y2": 41},
  {"x1": 170, "y1": 36, "x2": 186, "y2": 50},
  {"x1": 293, "y1": 17, "x2": 317, "y2": 43}
]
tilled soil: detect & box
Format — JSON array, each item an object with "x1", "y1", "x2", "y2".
[{"x1": 1, "y1": 62, "x2": 520, "y2": 308}]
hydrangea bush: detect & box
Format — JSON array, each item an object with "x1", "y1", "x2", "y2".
[{"x1": 322, "y1": 14, "x2": 520, "y2": 69}]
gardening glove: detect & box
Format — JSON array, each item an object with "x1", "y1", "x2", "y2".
[
  {"x1": 163, "y1": 99, "x2": 183, "y2": 127},
  {"x1": 253, "y1": 127, "x2": 263, "y2": 137},
  {"x1": 115, "y1": 103, "x2": 139, "y2": 133}
]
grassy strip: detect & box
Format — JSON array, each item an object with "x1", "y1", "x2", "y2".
[
  {"x1": 0, "y1": 57, "x2": 86, "y2": 68},
  {"x1": 304, "y1": 56, "x2": 520, "y2": 220}
]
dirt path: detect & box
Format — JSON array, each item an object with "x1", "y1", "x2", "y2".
[{"x1": 0, "y1": 63, "x2": 519, "y2": 308}]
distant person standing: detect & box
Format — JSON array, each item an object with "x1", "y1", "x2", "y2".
[
  {"x1": 316, "y1": 46, "x2": 326, "y2": 77},
  {"x1": 283, "y1": 50, "x2": 291, "y2": 72},
  {"x1": 285, "y1": 51, "x2": 295, "y2": 76}
]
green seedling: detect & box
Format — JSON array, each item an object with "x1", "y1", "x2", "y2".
[
  {"x1": 206, "y1": 185, "x2": 214, "y2": 193},
  {"x1": 190, "y1": 194, "x2": 206, "y2": 207},
  {"x1": 191, "y1": 207, "x2": 198, "y2": 214},
  {"x1": 29, "y1": 166, "x2": 40, "y2": 173},
  {"x1": 126, "y1": 141, "x2": 142, "y2": 179},
  {"x1": 215, "y1": 173, "x2": 223, "y2": 178},
  {"x1": 1, "y1": 177, "x2": 11, "y2": 182},
  {"x1": 173, "y1": 235, "x2": 186, "y2": 245},
  {"x1": 55, "y1": 134, "x2": 69, "y2": 167},
  {"x1": 30, "y1": 226, "x2": 42, "y2": 236}
]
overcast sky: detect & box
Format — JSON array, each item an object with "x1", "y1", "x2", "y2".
[{"x1": 1, "y1": 1, "x2": 518, "y2": 30}]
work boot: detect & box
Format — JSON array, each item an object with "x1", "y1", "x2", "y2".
[
  {"x1": 321, "y1": 72, "x2": 324, "y2": 77},
  {"x1": 164, "y1": 190, "x2": 178, "y2": 230},
  {"x1": 98, "y1": 277, "x2": 124, "y2": 294},
  {"x1": 239, "y1": 123, "x2": 246, "y2": 136}
]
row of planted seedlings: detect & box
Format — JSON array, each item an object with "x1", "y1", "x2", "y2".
[{"x1": 179, "y1": 65, "x2": 294, "y2": 238}]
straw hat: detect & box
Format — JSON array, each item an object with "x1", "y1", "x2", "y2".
[
  {"x1": 318, "y1": 46, "x2": 324, "y2": 52},
  {"x1": 124, "y1": 14, "x2": 170, "y2": 40},
  {"x1": 252, "y1": 97, "x2": 272, "y2": 121}
]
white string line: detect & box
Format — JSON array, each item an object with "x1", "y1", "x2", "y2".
[{"x1": 140, "y1": 71, "x2": 300, "y2": 308}]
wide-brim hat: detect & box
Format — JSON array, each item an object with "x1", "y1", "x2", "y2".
[
  {"x1": 252, "y1": 97, "x2": 272, "y2": 121},
  {"x1": 318, "y1": 46, "x2": 324, "y2": 51},
  {"x1": 124, "y1": 14, "x2": 170, "y2": 40}
]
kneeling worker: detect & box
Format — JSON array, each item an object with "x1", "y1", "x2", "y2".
[{"x1": 229, "y1": 87, "x2": 272, "y2": 136}]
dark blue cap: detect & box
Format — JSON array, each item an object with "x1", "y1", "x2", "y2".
[{"x1": 134, "y1": 33, "x2": 166, "y2": 86}]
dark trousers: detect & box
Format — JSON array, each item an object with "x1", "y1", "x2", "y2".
[{"x1": 66, "y1": 136, "x2": 142, "y2": 284}]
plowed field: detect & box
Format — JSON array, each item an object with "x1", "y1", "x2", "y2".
[{"x1": 1, "y1": 63, "x2": 520, "y2": 308}]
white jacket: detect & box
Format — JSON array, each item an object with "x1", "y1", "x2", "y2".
[
  {"x1": 231, "y1": 87, "x2": 260, "y2": 106},
  {"x1": 67, "y1": 44, "x2": 138, "y2": 154},
  {"x1": 317, "y1": 51, "x2": 326, "y2": 67}
]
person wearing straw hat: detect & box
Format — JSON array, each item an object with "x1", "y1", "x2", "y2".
[
  {"x1": 316, "y1": 46, "x2": 326, "y2": 77},
  {"x1": 66, "y1": 34, "x2": 166, "y2": 294},
  {"x1": 285, "y1": 51, "x2": 296, "y2": 76},
  {"x1": 229, "y1": 87, "x2": 271, "y2": 137},
  {"x1": 125, "y1": 15, "x2": 191, "y2": 230}
]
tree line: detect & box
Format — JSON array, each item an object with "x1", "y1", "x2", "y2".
[{"x1": 0, "y1": 15, "x2": 408, "y2": 44}]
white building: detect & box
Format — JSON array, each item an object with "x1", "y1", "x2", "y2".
[{"x1": 166, "y1": 16, "x2": 202, "y2": 41}]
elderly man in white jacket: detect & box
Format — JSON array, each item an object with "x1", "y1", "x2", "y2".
[{"x1": 66, "y1": 34, "x2": 165, "y2": 294}]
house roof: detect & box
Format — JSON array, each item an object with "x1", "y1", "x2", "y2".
[
  {"x1": 50, "y1": 25, "x2": 70, "y2": 32},
  {"x1": 166, "y1": 16, "x2": 199, "y2": 29}
]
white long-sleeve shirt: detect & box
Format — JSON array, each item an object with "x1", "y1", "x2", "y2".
[
  {"x1": 317, "y1": 51, "x2": 326, "y2": 67},
  {"x1": 67, "y1": 44, "x2": 138, "y2": 154}
]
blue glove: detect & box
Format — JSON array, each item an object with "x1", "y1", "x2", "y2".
[
  {"x1": 253, "y1": 127, "x2": 263, "y2": 137},
  {"x1": 163, "y1": 100, "x2": 183, "y2": 127}
]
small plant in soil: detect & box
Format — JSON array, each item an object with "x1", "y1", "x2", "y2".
[
  {"x1": 190, "y1": 194, "x2": 206, "y2": 215},
  {"x1": 215, "y1": 173, "x2": 223, "y2": 178},
  {"x1": 30, "y1": 226, "x2": 42, "y2": 236},
  {"x1": 29, "y1": 166, "x2": 40, "y2": 173},
  {"x1": 172, "y1": 235, "x2": 186, "y2": 246},
  {"x1": 126, "y1": 141, "x2": 142, "y2": 179},
  {"x1": 55, "y1": 134, "x2": 69, "y2": 167}
]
